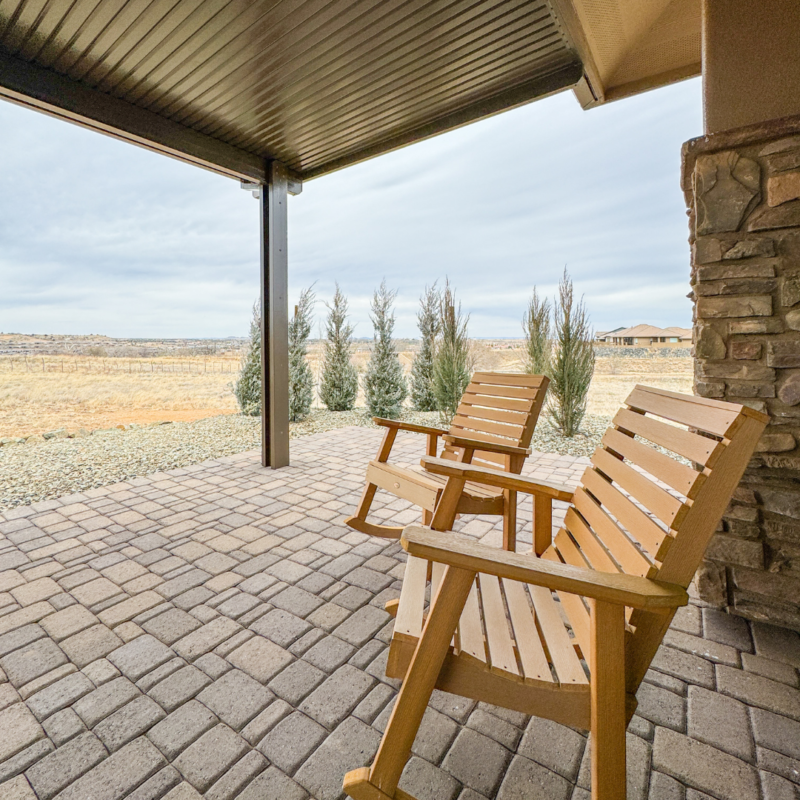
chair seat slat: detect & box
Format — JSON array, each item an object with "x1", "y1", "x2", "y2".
[
  {"x1": 502, "y1": 578, "x2": 553, "y2": 684},
  {"x1": 456, "y1": 582, "x2": 487, "y2": 664},
  {"x1": 394, "y1": 556, "x2": 428, "y2": 642},
  {"x1": 479, "y1": 574, "x2": 521, "y2": 679},
  {"x1": 527, "y1": 584, "x2": 588, "y2": 685}
]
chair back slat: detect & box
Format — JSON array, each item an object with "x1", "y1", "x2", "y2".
[
  {"x1": 572, "y1": 488, "x2": 654, "y2": 578},
  {"x1": 440, "y1": 372, "x2": 549, "y2": 473},
  {"x1": 456, "y1": 403, "x2": 531, "y2": 427},
  {"x1": 613, "y1": 408, "x2": 723, "y2": 466},
  {"x1": 538, "y1": 386, "x2": 768, "y2": 696},
  {"x1": 602, "y1": 428, "x2": 702, "y2": 497},
  {"x1": 451, "y1": 416, "x2": 525, "y2": 442},
  {"x1": 581, "y1": 467, "x2": 668, "y2": 562},
  {"x1": 461, "y1": 394, "x2": 533, "y2": 413},
  {"x1": 592, "y1": 447, "x2": 686, "y2": 528},
  {"x1": 625, "y1": 385, "x2": 742, "y2": 437},
  {"x1": 471, "y1": 371, "x2": 546, "y2": 388},
  {"x1": 562, "y1": 507, "x2": 620, "y2": 573}
]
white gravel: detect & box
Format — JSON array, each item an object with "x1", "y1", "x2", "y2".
[{"x1": 0, "y1": 410, "x2": 607, "y2": 511}]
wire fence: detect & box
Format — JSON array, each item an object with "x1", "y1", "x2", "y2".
[{"x1": 0, "y1": 356, "x2": 242, "y2": 375}]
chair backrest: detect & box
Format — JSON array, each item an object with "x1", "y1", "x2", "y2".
[
  {"x1": 440, "y1": 372, "x2": 549, "y2": 473},
  {"x1": 540, "y1": 385, "x2": 768, "y2": 695}
]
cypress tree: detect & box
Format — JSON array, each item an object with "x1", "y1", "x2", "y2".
[
  {"x1": 522, "y1": 287, "x2": 552, "y2": 376},
  {"x1": 547, "y1": 268, "x2": 595, "y2": 437},
  {"x1": 319, "y1": 283, "x2": 359, "y2": 411},
  {"x1": 432, "y1": 280, "x2": 472, "y2": 425},
  {"x1": 410, "y1": 283, "x2": 439, "y2": 411},
  {"x1": 288, "y1": 286, "x2": 316, "y2": 421},
  {"x1": 364, "y1": 280, "x2": 407, "y2": 419},
  {"x1": 234, "y1": 301, "x2": 262, "y2": 416}
]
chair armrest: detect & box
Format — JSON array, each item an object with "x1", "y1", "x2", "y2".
[
  {"x1": 421, "y1": 457, "x2": 574, "y2": 502},
  {"x1": 400, "y1": 526, "x2": 687, "y2": 610},
  {"x1": 373, "y1": 418, "x2": 448, "y2": 437},
  {"x1": 442, "y1": 434, "x2": 531, "y2": 458}
]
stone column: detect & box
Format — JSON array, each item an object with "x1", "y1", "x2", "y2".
[{"x1": 684, "y1": 115, "x2": 800, "y2": 631}]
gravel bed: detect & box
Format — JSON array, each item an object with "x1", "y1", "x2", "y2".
[{"x1": 0, "y1": 409, "x2": 607, "y2": 511}]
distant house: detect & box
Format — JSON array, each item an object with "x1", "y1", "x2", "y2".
[{"x1": 595, "y1": 324, "x2": 692, "y2": 347}]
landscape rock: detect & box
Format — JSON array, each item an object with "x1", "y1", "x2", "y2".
[{"x1": 0, "y1": 411, "x2": 612, "y2": 512}]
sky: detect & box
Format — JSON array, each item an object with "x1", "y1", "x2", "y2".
[{"x1": 0, "y1": 77, "x2": 703, "y2": 340}]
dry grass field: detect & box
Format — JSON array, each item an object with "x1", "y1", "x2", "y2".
[
  {"x1": 0, "y1": 340, "x2": 693, "y2": 439},
  {"x1": 0, "y1": 356, "x2": 242, "y2": 436}
]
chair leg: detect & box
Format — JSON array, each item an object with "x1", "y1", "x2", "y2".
[
  {"x1": 343, "y1": 566, "x2": 476, "y2": 800},
  {"x1": 502, "y1": 489, "x2": 517, "y2": 551},
  {"x1": 533, "y1": 495, "x2": 552, "y2": 556},
  {"x1": 354, "y1": 482, "x2": 378, "y2": 522},
  {"x1": 590, "y1": 600, "x2": 627, "y2": 800}
]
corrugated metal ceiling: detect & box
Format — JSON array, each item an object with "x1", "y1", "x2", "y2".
[{"x1": 0, "y1": 0, "x2": 581, "y2": 179}]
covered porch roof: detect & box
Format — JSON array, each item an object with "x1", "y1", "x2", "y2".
[{"x1": 0, "y1": 0, "x2": 701, "y2": 184}]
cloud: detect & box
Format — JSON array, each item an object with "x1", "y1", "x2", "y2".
[{"x1": 0, "y1": 77, "x2": 702, "y2": 338}]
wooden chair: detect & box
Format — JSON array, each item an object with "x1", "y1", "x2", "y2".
[
  {"x1": 343, "y1": 386, "x2": 768, "y2": 800},
  {"x1": 345, "y1": 372, "x2": 549, "y2": 551}
]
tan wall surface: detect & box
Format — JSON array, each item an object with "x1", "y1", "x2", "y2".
[{"x1": 703, "y1": 0, "x2": 800, "y2": 134}]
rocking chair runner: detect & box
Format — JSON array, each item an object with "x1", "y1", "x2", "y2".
[
  {"x1": 345, "y1": 372, "x2": 550, "y2": 551},
  {"x1": 343, "y1": 386, "x2": 768, "y2": 800}
]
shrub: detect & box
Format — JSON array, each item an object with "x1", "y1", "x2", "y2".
[
  {"x1": 319, "y1": 283, "x2": 359, "y2": 411},
  {"x1": 547, "y1": 269, "x2": 595, "y2": 437},
  {"x1": 522, "y1": 287, "x2": 551, "y2": 376},
  {"x1": 410, "y1": 283, "x2": 439, "y2": 411},
  {"x1": 289, "y1": 286, "x2": 316, "y2": 421},
  {"x1": 432, "y1": 280, "x2": 472, "y2": 425},
  {"x1": 235, "y1": 301, "x2": 262, "y2": 416},
  {"x1": 364, "y1": 281, "x2": 407, "y2": 418}
]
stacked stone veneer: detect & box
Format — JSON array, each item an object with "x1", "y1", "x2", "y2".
[{"x1": 683, "y1": 116, "x2": 800, "y2": 630}]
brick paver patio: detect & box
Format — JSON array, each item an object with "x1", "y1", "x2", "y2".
[{"x1": 0, "y1": 427, "x2": 798, "y2": 800}]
